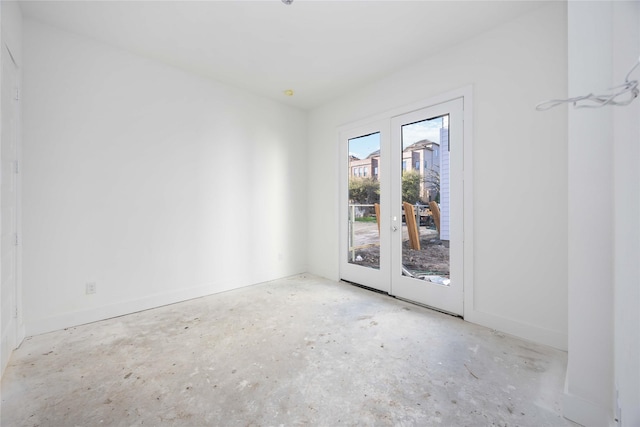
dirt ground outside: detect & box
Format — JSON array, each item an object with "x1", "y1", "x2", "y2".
[{"x1": 349, "y1": 222, "x2": 450, "y2": 277}]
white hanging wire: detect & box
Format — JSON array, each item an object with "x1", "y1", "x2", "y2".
[{"x1": 536, "y1": 57, "x2": 640, "y2": 111}]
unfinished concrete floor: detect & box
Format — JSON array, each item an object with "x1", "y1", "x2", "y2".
[{"x1": 2, "y1": 275, "x2": 575, "y2": 426}]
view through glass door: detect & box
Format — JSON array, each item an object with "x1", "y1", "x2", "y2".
[
  {"x1": 339, "y1": 122, "x2": 389, "y2": 293},
  {"x1": 348, "y1": 132, "x2": 380, "y2": 270},
  {"x1": 340, "y1": 97, "x2": 464, "y2": 315},
  {"x1": 390, "y1": 99, "x2": 463, "y2": 315}
]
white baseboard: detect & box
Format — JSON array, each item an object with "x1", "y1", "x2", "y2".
[
  {"x1": 26, "y1": 284, "x2": 227, "y2": 336},
  {"x1": 1, "y1": 318, "x2": 18, "y2": 376},
  {"x1": 26, "y1": 271, "x2": 306, "y2": 337},
  {"x1": 17, "y1": 324, "x2": 25, "y2": 344},
  {"x1": 563, "y1": 386, "x2": 615, "y2": 427},
  {"x1": 1, "y1": 321, "x2": 26, "y2": 379},
  {"x1": 465, "y1": 308, "x2": 568, "y2": 351}
]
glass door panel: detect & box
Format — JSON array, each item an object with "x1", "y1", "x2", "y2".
[
  {"x1": 347, "y1": 133, "x2": 381, "y2": 270},
  {"x1": 400, "y1": 116, "x2": 449, "y2": 281},
  {"x1": 391, "y1": 99, "x2": 463, "y2": 315}
]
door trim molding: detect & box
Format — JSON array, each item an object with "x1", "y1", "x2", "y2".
[{"x1": 460, "y1": 87, "x2": 474, "y2": 322}]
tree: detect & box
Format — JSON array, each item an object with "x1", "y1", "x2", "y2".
[
  {"x1": 402, "y1": 170, "x2": 421, "y2": 204},
  {"x1": 423, "y1": 165, "x2": 440, "y2": 203},
  {"x1": 349, "y1": 177, "x2": 380, "y2": 204}
]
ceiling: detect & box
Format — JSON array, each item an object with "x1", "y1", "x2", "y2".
[{"x1": 19, "y1": 0, "x2": 545, "y2": 110}]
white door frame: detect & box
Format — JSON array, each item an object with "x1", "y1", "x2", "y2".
[
  {"x1": 338, "y1": 86, "x2": 474, "y2": 318},
  {"x1": 1, "y1": 39, "x2": 24, "y2": 375}
]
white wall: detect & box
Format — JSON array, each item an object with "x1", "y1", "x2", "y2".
[
  {"x1": 612, "y1": 3, "x2": 640, "y2": 425},
  {"x1": 565, "y1": 2, "x2": 640, "y2": 426},
  {"x1": 22, "y1": 20, "x2": 308, "y2": 336},
  {"x1": 308, "y1": 3, "x2": 568, "y2": 350},
  {"x1": 0, "y1": 0, "x2": 23, "y2": 376},
  {"x1": 564, "y1": 3, "x2": 613, "y2": 424}
]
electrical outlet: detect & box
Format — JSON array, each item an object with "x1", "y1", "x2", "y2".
[{"x1": 86, "y1": 282, "x2": 96, "y2": 295}]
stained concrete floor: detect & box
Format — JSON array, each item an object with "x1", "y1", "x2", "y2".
[{"x1": 1, "y1": 275, "x2": 576, "y2": 426}]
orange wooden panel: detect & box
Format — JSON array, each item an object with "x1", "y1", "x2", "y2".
[
  {"x1": 429, "y1": 201, "x2": 441, "y2": 234},
  {"x1": 403, "y1": 202, "x2": 420, "y2": 250}
]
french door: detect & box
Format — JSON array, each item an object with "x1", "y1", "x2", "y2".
[{"x1": 339, "y1": 97, "x2": 464, "y2": 316}]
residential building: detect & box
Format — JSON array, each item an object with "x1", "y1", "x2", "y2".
[
  {"x1": 402, "y1": 139, "x2": 440, "y2": 202},
  {"x1": 350, "y1": 140, "x2": 440, "y2": 202},
  {"x1": 349, "y1": 153, "x2": 378, "y2": 180}
]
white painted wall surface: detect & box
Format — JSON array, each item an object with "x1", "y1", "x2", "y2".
[
  {"x1": 612, "y1": 0, "x2": 640, "y2": 417},
  {"x1": 612, "y1": 4, "x2": 640, "y2": 425},
  {"x1": 564, "y1": 2, "x2": 613, "y2": 420},
  {"x1": 0, "y1": 0, "x2": 23, "y2": 376},
  {"x1": 564, "y1": 1, "x2": 640, "y2": 425},
  {"x1": 22, "y1": 21, "x2": 308, "y2": 336},
  {"x1": 307, "y1": 3, "x2": 568, "y2": 350}
]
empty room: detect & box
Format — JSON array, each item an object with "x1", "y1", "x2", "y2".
[{"x1": 1, "y1": 0, "x2": 638, "y2": 426}]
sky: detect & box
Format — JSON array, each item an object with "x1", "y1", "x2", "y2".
[{"x1": 349, "y1": 115, "x2": 446, "y2": 159}]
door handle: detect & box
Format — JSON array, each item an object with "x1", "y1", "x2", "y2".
[{"x1": 392, "y1": 226, "x2": 398, "y2": 232}]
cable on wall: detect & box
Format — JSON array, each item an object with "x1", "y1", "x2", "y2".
[{"x1": 536, "y1": 57, "x2": 639, "y2": 111}]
